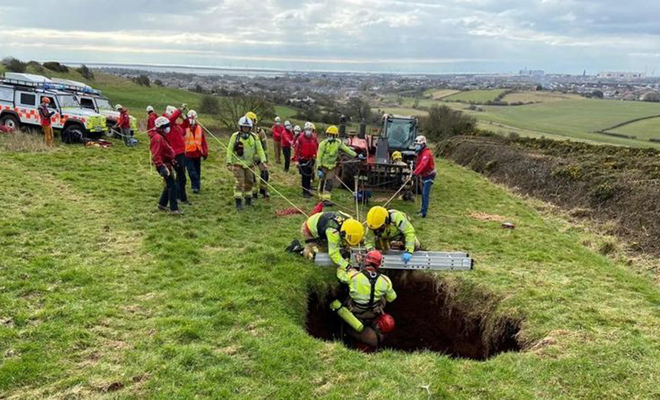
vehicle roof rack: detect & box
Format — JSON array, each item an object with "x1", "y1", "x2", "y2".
[{"x1": 0, "y1": 73, "x2": 101, "y2": 95}]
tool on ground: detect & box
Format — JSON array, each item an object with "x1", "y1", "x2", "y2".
[{"x1": 314, "y1": 250, "x2": 473, "y2": 271}]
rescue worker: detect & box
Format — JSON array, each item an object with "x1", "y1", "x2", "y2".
[
  {"x1": 272, "y1": 116, "x2": 284, "y2": 164},
  {"x1": 365, "y1": 206, "x2": 420, "y2": 263},
  {"x1": 226, "y1": 116, "x2": 267, "y2": 210},
  {"x1": 163, "y1": 104, "x2": 190, "y2": 204},
  {"x1": 115, "y1": 104, "x2": 132, "y2": 146},
  {"x1": 281, "y1": 120, "x2": 294, "y2": 172},
  {"x1": 413, "y1": 135, "x2": 436, "y2": 218},
  {"x1": 294, "y1": 123, "x2": 318, "y2": 198},
  {"x1": 182, "y1": 110, "x2": 208, "y2": 194},
  {"x1": 246, "y1": 111, "x2": 270, "y2": 199},
  {"x1": 316, "y1": 125, "x2": 362, "y2": 203},
  {"x1": 146, "y1": 105, "x2": 157, "y2": 131},
  {"x1": 150, "y1": 116, "x2": 182, "y2": 215},
  {"x1": 391, "y1": 151, "x2": 413, "y2": 201},
  {"x1": 330, "y1": 249, "x2": 397, "y2": 349},
  {"x1": 300, "y1": 211, "x2": 364, "y2": 270},
  {"x1": 38, "y1": 97, "x2": 55, "y2": 146},
  {"x1": 391, "y1": 151, "x2": 407, "y2": 166}
]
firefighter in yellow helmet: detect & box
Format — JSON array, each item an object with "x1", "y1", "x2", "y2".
[
  {"x1": 391, "y1": 151, "x2": 407, "y2": 166},
  {"x1": 316, "y1": 125, "x2": 363, "y2": 203},
  {"x1": 300, "y1": 211, "x2": 364, "y2": 270},
  {"x1": 246, "y1": 111, "x2": 270, "y2": 199},
  {"x1": 365, "y1": 206, "x2": 420, "y2": 263}
]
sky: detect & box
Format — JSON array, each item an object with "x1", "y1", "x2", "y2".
[{"x1": 1, "y1": 0, "x2": 660, "y2": 75}]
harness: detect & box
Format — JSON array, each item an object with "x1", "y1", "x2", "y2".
[
  {"x1": 316, "y1": 212, "x2": 346, "y2": 241},
  {"x1": 360, "y1": 268, "x2": 381, "y2": 311}
]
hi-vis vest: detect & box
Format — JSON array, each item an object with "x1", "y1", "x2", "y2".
[{"x1": 185, "y1": 124, "x2": 203, "y2": 153}]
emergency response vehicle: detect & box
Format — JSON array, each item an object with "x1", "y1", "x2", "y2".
[
  {"x1": 0, "y1": 73, "x2": 107, "y2": 142},
  {"x1": 52, "y1": 78, "x2": 138, "y2": 136}
]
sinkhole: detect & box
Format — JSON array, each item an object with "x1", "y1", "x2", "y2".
[{"x1": 306, "y1": 271, "x2": 522, "y2": 360}]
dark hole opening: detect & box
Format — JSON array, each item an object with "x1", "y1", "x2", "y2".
[{"x1": 306, "y1": 271, "x2": 522, "y2": 360}]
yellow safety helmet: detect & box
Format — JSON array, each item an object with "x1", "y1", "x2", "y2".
[
  {"x1": 246, "y1": 111, "x2": 258, "y2": 123},
  {"x1": 391, "y1": 151, "x2": 402, "y2": 161},
  {"x1": 366, "y1": 206, "x2": 389, "y2": 230},
  {"x1": 340, "y1": 218, "x2": 365, "y2": 246},
  {"x1": 326, "y1": 125, "x2": 339, "y2": 135}
]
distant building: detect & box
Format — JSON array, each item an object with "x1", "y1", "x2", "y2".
[
  {"x1": 519, "y1": 69, "x2": 545, "y2": 77},
  {"x1": 598, "y1": 71, "x2": 646, "y2": 80}
]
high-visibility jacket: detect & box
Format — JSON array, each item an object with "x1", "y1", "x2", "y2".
[
  {"x1": 365, "y1": 209, "x2": 417, "y2": 253},
  {"x1": 316, "y1": 138, "x2": 357, "y2": 170},
  {"x1": 184, "y1": 124, "x2": 208, "y2": 159},
  {"x1": 226, "y1": 132, "x2": 266, "y2": 167},
  {"x1": 337, "y1": 267, "x2": 397, "y2": 311},
  {"x1": 306, "y1": 211, "x2": 352, "y2": 269}
]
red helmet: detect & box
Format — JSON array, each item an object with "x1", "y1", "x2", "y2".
[
  {"x1": 364, "y1": 250, "x2": 383, "y2": 269},
  {"x1": 41, "y1": 97, "x2": 51, "y2": 104},
  {"x1": 376, "y1": 313, "x2": 395, "y2": 333}
]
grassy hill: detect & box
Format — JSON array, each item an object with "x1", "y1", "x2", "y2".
[
  {"x1": 1, "y1": 124, "x2": 660, "y2": 397},
  {"x1": 444, "y1": 89, "x2": 508, "y2": 103},
  {"x1": 610, "y1": 116, "x2": 660, "y2": 140}
]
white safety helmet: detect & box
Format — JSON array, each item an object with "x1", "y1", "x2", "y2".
[
  {"x1": 293, "y1": 125, "x2": 302, "y2": 133},
  {"x1": 415, "y1": 135, "x2": 427, "y2": 145},
  {"x1": 187, "y1": 110, "x2": 197, "y2": 119},
  {"x1": 238, "y1": 116, "x2": 254, "y2": 129},
  {"x1": 165, "y1": 105, "x2": 176, "y2": 117},
  {"x1": 155, "y1": 116, "x2": 170, "y2": 129},
  {"x1": 304, "y1": 121, "x2": 314, "y2": 130},
  {"x1": 284, "y1": 120, "x2": 292, "y2": 129},
  {"x1": 274, "y1": 116, "x2": 281, "y2": 123},
  {"x1": 146, "y1": 105, "x2": 154, "y2": 113},
  {"x1": 115, "y1": 104, "x2": 123, "y2": 111}
]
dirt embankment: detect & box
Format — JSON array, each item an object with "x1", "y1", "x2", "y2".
[{"x1": 438, "y1": 135, "x2": 660, "y2": 256}]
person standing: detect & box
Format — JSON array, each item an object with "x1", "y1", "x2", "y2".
[
  {"x1": 182, "y1": 110, "x2": 208, "y2": 194},
  {"x1": 150, "y1": 117, "x2": 182, "y2": 215},
  {"x1": 163, "y1": 104, "x2": 190, "y2": 204},
  {"x1": 271, "y1": 116, "x2": 284, "y2": 164},
  {"x1": 412, "y1": 135, "x2": 436, "y2": 218},
  {"x1": 146, "y1": 105, "x2": 157, "y2": 132},
  {"x1": 38, "y1": 97, "x2": 55, "y2": 146},
  {"x1": 294, "y1": 124, "x2": 318, "y2": 198},
  {"x1": 281, "y1": 120, "x2": 294, "y2": 172},
  {"x1": 246, "y1": 111, "x2": 270, "y2": 199},
  {"x1": 316, "y1": 125, "x2": 362, "y2": 203},
  {"x1": 226, "y1": 116, "x2": 267, "y2": 210},
  {"x1": 115, "y1": 104, "x2": 132, "y2": 146}
]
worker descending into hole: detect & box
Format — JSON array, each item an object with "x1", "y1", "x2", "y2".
[
  {"x1": 294, "y1": 123, "x2": 318, "y2": 198},
  {"x1": 272, "y1": 116, "x2": 284, "y2": 164},
  {"x1": 316, "y1": 125, "x2": 363, "y2": 204},
  {"x1": 330, "y1": 249, "x2": 397, "y2": 350},
  {"x1": 115, "y1": 104, "x2": 132, "y2": 146},
  {"x1": 163, "y1": 104, "x2": 190, "y2": 205},
  {"x1": 246, "y1": 111, "x2": 270, "y2": 199},
  {"x1": 38, "y1": 97, "x2": 55, "y2": 146},
  {"x1": 365, "y1": 206, "x2": 420, "y2": 264},
  {"x1": 150, "y1": 116, "x2": 183, "y2": 215},
  {"x1": 281, "y1": 120, "x2": 294, "y2": 172},
  {"x1": 412, "y1": 135, "x2": 436, "y2": 218},
  {"x1": 182, "y1": 110, "x2": 208, "y2": 194},
  {"x1": 391, "y1": 151, "x2": 407, "y2": 167},
  {"x1": 226, "y1": 116, "x2": 266, "y2": 210},
  {"x1": 300, "y1": 211, "x2": 364, "y2": 269},
  {"x1": 146, "y1": 105, "x2": 157, "y2": 132}
]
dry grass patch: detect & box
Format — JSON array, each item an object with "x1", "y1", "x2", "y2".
[{"x1": 0, "y1": 130, "x2": 53, "y2": 152}]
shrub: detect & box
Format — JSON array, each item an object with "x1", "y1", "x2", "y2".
[
  {"x1": 133, "y1": 75, "x2": 150, "y2": 87},
  {"x1": 199, "y1": 95, "x2": 221, "y2": 115},
  {"x1": 2, "y1": 57, "x2": 27, "y2": 73},
  {"x1": 27, "y1": 61, "x2": 44, "y2": 73},
  {"x1": 43, "y1": 62, "x2": 69, "y2": 72},
  {"x1": 420, "y1": 105, "x2": 476, "y2": 142},
  {"x1": 76, "y1": 64, "x2": 94, "y2": 80}
]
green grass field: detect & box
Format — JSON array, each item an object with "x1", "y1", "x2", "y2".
[
  {"x1": 502, "y1": 91, "x2": 583, "y2": 104},
  {"x1": 610, "y1": 116, "x2": 660, "y2": 140},
  {"x1": 444, "y1": 89, "x2": 508, "y2": 103},
  {"x1": 1, "y1": 127, "x2": 660, "y2": 397}
]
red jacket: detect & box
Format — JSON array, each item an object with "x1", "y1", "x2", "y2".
[
  {"x1": 295, "y1": 134, "x2": 318, "y2": 161},
  {"x1": 163, "y1": 110, "x2": 185, "y2": 155},
  {"x1": 281, "y1": 128, "x2": 294, "y2": 148},
  {"x1": 147, "y1": 112, "x2": 157, "y2": 131},
  {"x1": 150, "y1": 131, "x2": 175, "y2": 168},
  {"x1": 272, "y1": 124, "x2": 285, "y2": 142},
  {"x1": 39, "y1": 104, "x2": 54, "y2": 127},
  {"x1": 413, "y1": 147, "x2": 436, "y2": 178},
  {"x1": 117, "y1": 110, "x2": 130, "y2": 129}
]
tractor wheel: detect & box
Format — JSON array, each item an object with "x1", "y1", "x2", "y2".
[{"x1": 0, "y1": 114, "x2": 19, "y2": 131}]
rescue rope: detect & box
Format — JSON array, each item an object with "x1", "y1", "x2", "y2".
[
  {"x1": 382, "y1": 176, "x2": 413, "y2": 208},
  {"x1": 199, "y1": 122, "x2": 310, "y2": 218}
]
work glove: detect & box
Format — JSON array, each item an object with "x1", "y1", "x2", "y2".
[
  {"x1": 157, "y1": 165, "x2": 170, "y2": 178},
  {"x1": 317, "y1": 170, "x2": 324, "y2": 179},
  {"x1": 402, "y1": 252, "x2": 412, "y2": 263},
  {"x1": 358, "y1": 154, "x2": 365, "y2": 160},
  {"x1": 180, "y1": 103, "x2": 188, "y2": 110},
  {"x1": 202, "y1": 155, "x2": 208, "y2": 161}
]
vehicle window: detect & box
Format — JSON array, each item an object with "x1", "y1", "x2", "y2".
[
  {"x1": 386, "y1": 120, "x2": 415, "y2": 148},
  {"x1": 0, "y1": 87, "x2": 12, "y2": 102},
  {"x1": 41, "y1": 96, "x2": 57, "y2": 110},
  {"x1": 58, "y1": 95, "x2": 79, "y2": 108},
  {"x1": 19, "y1": 93, "x2": 36, "y2": 106},
  {"x1": 96, "y1": 98, "x2": 113, "y2": 110},
  {"x1": 79, "y1": 97, "x2": 96, "y2": 110}
]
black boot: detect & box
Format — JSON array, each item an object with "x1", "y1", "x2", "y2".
[
  {"x1": 260, "y1": 188, "x2": 269, "y2": 199},
  {"x1": 245, "y1": 196, "x2": 253, "y2": 207},
  {"x1": 252, "y1": 192, "x2": 258, "y2": 200},
  {"x1": 235, "y1": 198, "x2": 243, "y2": 211}
]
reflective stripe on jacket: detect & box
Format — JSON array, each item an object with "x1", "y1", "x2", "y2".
[
  {"x1": 184, "y1": 124, "x2": 208, "y2": 158},
  {"x1": 365, "y1": 210, "x2": 417, "y2": 253},
  {"x1": 226, "y1": 132, "x2": 266, "y2": 166},
  {"x1": 316, "y1": 139, "x2": 357, "y2": 170},
  {"x1": 306, "y1": 212, "x2": 352, "y2": 269},
  {"x1": 336, "y1": 268, "x2": 397, "y2": 308}
]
